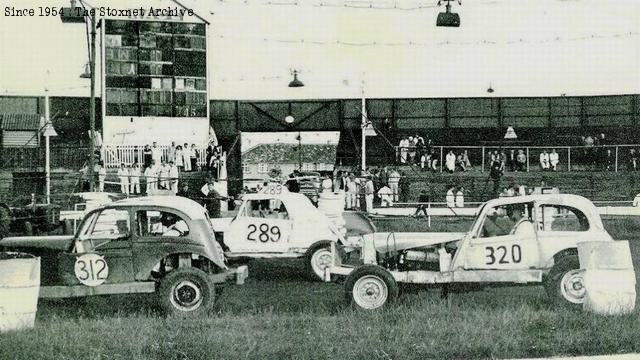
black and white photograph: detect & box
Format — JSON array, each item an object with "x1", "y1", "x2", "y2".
[{"x1": 0, "y1": 0, "x2": 639, "y2": 359}]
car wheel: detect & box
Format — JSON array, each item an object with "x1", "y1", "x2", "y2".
[
  {"x1": 345, "y1": 265, "x2": 398, "y2": 310},
  {"x1": 544, "y1": 254, "x2": 585, "y2": 307},
  {"x1": 305, "y1": 242, "x2": 332, "y2": 281},
  {"x1": 158, "y1": 268, "x2": 214, "y2": 316}
]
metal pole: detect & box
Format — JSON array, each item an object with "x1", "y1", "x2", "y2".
[
  {"x1": 568, "y1": 147, "x2": 571, "y2": 172},
  {"x1": 45, "y1": 92, "x2": 51, "y2": 204},
  {"x1": 440, "y1": 147, "x2": 443, "y2": 172},
  {"x1": 615, "y1": 146, "x2": 618, "y2": 172},
  {"x1": 481, "y1": 146, "x2": 485, "y2": 172},
  {"x1": 88, "y1": 11, "x2": 96, "y2": 191},
  {"x1": 361, "y1": 97, "x2": 366, "y2": 171},
  {"x1": 298, "y1": 130, "x2": 302, "y2": 171},
  {"x1": 526, "y1": 147, "x2": 530, "y2": 172}
]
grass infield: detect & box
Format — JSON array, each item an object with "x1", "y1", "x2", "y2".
[{"x1": 0, "y1": 216, "x2": 639, "y2": 360}]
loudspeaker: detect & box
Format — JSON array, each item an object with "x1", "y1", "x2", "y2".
[{"x1": 437, "y1": 12, "x2": 460, "y2": 27}]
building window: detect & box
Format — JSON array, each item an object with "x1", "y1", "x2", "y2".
[
  {"x1": 258, "y1": 164, "x2": 268, "y2": 173},
  {"x1": 242, "y1": 164, "x2": 250, "y2": 174}
]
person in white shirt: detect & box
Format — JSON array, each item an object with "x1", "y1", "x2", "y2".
[
  {"x1": 445, "y1": 151, "x2": 456, "y2": 173},
  {"x1": 182, "y1": 143, "x2": 191, "y2": 172},
  {"x1": 174, "y1": 145, "x2": 184, "y2": 170},
  {"x1": 345, "y1": 173, "x2": 358, "y2": 210},
  {"x1": 540, "y1": 150, "x2": 550, "y2": 171},
  {"x1": 321, "y1": 174, "x2": 333, "y2": 192},
  {"x1": 377, "y1": 184, "x2": 393, "y2": 207},
  {"x1": 387, "y1": 168, "x2": 401, "y2": 202},
  {"x1": 455, "y1": 187, "x2": 464, "y2": 208},
  {"x1": 151, "y1": 142, "x2": 163, "y2": 166},
  {"x1": 398, "y1": 137, "x2": 409, "y2": 164},
  {"x1": 446, "y1": 185, "x2": 456, "y2": 208},
  {"x1": 144, "y1": 160, "x2": 158, "y2": 193},
  {"x1": 549, "y1": 149, "x2": 559, "y2": 171},
  {"x1": 159, "y1": 161, "x2": 171, "y2": 190},
  {"x1": 167, "y1": 141, "x2": 176, "y2": 163},
  {"x1": 117, "y1": 163, "x2": 129, "y2": 195},
  {"x1": 169, "y1": 161, "x2": 179, "y2": 194},
  {"x1": 364, "y1": 176, "x2": 375, "y2": 212},
  {"x1": 129, "y1": 162, "x2": 141, "y2": 194},
  {"x1": 97, "y1": 162, "x2": 107, "y2": 192},
  {"x1": 407, "y1": 136, "x2": 416, "y2": 164},
  {"x1": 633, "y1": 193, "x2": 640, "y2": 207}
]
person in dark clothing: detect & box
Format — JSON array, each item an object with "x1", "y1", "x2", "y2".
[
  {"x1": 203, "y1": 181, "x2": 228, "y2": 218},
  {"x1": 142, "y1": 144, "x2": 152, "y2": 169},
  {"x1": 414, "y1": 190, "x2": 430, "y2": 219},
  {"x1": 398, "y1": 171, "x2": 411, "y2": 203},
  {"x1": 489, "y1": 159, "x2": 504, "y2": 198},
  {"x1": 285, "y1": 172, "x2": 300, "y2": 193}
]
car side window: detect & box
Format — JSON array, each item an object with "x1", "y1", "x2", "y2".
[
  {"x1": 244, "y1": 199, "x2": 289, "y2": 219},
  {"x1": 539, "y1": 205, "x2": 589, "y2": 232},
  {"x1": 480, "y1": 203, "x2": 533, "y2": 238},
  {"x1": 91, "y1": 209, "x2": 130, "y2": 238},
  {"x1": 137, "y1": 210, "x2": 190, "y2": 237}
]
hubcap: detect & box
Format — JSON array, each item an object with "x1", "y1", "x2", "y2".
[
  {"x1": 311, "y1": 248, "x2": 332, "y2": 278},
  {"x1": 560, "y1": 269, "x2": 586, "y2": 304},
  {"x1": 170, "y1": 280, "x2": 203, "y2": 311},
  {"x1": 353, "y1": 275, "x2": 388, "y2": 309}
]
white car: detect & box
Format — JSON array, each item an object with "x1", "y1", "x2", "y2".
[
  {"x1": 328, "y1": 194, "x2": 616, "y2": 309},
  {"x1": 210, "y1": 184, "x2": 350, "y2": 280}
]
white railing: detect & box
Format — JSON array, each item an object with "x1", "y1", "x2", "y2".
[{"x1": 100, "y1": 145, "x2": 213, "y2": 168}]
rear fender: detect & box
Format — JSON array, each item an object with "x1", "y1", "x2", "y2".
[{"x1": 141, "y1": 251, "x2": 223, "y2": 281}]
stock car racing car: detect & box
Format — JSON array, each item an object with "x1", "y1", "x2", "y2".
[
  {"x1": 0, "y1": 196, "x2": 248, "y2": 315},
  {"x1": 211, "y1": 184, "x2": 370, "y2": 280},
  {"x1": 326, "y1": 194, "x2": 616, "y2": 309}
]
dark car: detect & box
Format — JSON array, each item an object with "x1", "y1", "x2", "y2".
[{"x1": 0, "y1": 196, "x2": 248, "y2": 315}]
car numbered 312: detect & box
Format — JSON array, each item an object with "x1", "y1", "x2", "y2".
[{"x1": 74, "y1": 253, "x2": 109, "y2": 286}]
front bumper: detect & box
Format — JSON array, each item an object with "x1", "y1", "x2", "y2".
[{"x1": 212, "y1": 265, "x2": 249, "y2": 285}]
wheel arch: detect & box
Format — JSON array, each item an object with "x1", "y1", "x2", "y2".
[{"x1": 142, "y1": 251, "x2": 224, "y2": 281}]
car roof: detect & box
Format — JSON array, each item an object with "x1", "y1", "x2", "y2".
[
  {"x1": 103, "y1": 196, "x2": 207, "y2": 220},
  {"x1": 484, "y1": 194, "x2": 594, "y2": 208}
]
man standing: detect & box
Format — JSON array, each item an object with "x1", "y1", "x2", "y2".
[
  {"x1": 364, "y1": 175, "x2": 375, "y2": 212},
  {"x1": 540, "y1": 150, "x2": 550, "y2": 171},
  {"x1": 398, "y1": 137, "x2": 409, "y2": 164},
  {"x1": 377, "y1": 184, "x2": 393, "y2": 207},
  {"x1": 549, "y1": 149, "x2": 559, "y2": 171},
  {"x1": 387, "y1": 168, "x2": 400, "y2": 202},
  {"x1": 144, "y1": 160, "x2": 158, "y2": 193},
  {"x1": 445, "y1": 150, "x2": 456, "y2": 173},
  {"x1": 182, "y1": 143, "x2": 191, "y2": 172},
  {"x1": 168, "y1": 141, "x2": 176, "y2": 163},
  {"x1": 151, "y1": 142, "x2": 163, "y2": 167},
  {"x1": 321, "y1": 174, "x2": 333, "y2": 193},
  {"x1": 345, "y1": 173, "x2": 358, "y2": 210},
  {"x1": 516, "y1": 149, "x2": 526, "y2": 172},
  {"x1": 446, "y1": 185, "x2": 456, "y2": 208},
  {"x1": 117, "y1": 163, "x2": 129, "y2": 195},
  {"x1": 129, "y1": 162, "x2": 141, "y2": 194},
  {"x1": 190, "y1": 144, "x2": 198, "y2": 172},
  {"x1": 159, "y1": 161, "x2": 171, "y2": 190},
  {"x1": 489, "y1": 159, "x2": 504, "y2": 198},
  {"x1": 455, "y1": 187, "x2": 465, "y2": 208},
  {"x1": 97, "y1": 162, "x2": 107, "y2": 192},
  {"x1": 169, "y1": 161, "x2": 179, "y2": 194}
]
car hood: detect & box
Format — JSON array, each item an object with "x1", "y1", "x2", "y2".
[
  {"x1": 1, "y1": 235, "x2": 75, "y2": 252},
  {"x1": 371, "y1": 232, "x2": 466, "y2": 252}
]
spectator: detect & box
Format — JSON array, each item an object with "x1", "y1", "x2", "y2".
[
  {"x1": 605, "y1": 149, "x2": 614, "y2": 171},
  {"x1": 456, "y1": 153, "x2": 466, "y2": 172},
  {"x1": 144, "y1": 160, "x2": 158, "y2": 193},
  {"x1": 129, "y1": 162, "x2": 141, "y2": 194},
  {"x1": 159, "y1": 161, "x2": 171, "y2": 190},
  {"x1": 143, "y1": 144, "x2": 152, "y2": 169},
  {"x1": 489, "y1": 159, "x2": 504, "y2": 197},
  {"x1": 414, "y1": 190, "x2": 430, "y2": 219},
  {"x1": 168, "y1": 141, "x2": 176, "y2": 163},
  {"x1": 346, "y1": 173, "x2": 359, "y2": 210},
  {"x1": 387, "y1": 167, "x2": 400, "y2": 202},
  {"x1": 549, "y1": 149, "x2": 559, "y2": 171},
  {"x1": 377, "y1": 184, "x2": 393, "y2": 207},
  {"x1": 117, "y1": 163, "x2": 129, "y2": 195},
  {"x1": 182, "y1": 143, "x2": 191, "y2": 172},
  {"x1": 508, "y1": 149, "x2": 516, "y2": 172},
  {"x1": 399, "y1": 171, "x2": 411, "y2": 203},
  {"x1": 169, "y1": 161, "x2": 179, "y2": 194},
  {"x1": 379, "y1": 166, "x2": 389, "y2": 188},
  {"x1": 399, "y1": 137, "x2": 409, "y2": 163},
  {"x1": 97, "y1": 162, "x2": 106, "y2": 192},
  {"x1": 321, "y1": 174, "x2": 333, "y2": 192},
  {"x1": 363, "y1": 175, "x2": 375, "y2": 212},
  {"x1": 408, "y1": 136, "x2": 417, "y2": 164},
  {"x1": 516, "y1": 149, "x2": 526, "y2": 172},
  {"x1": 455, "y1": 186, "x2": 465, "y2": 208},
  {"x1": 634, "y1": 192, "x2": 640, "y2": 207},
  {"x1": 202, "y1": 179, "x2": 227, "y2": 218},
  {"x1": 463, "y1": 150, "x2": 472, "y2": 169},
  {"x1": 445, "y1": 150, "x2": 456, "y2": 173},
  {"x1": 425, "y1": 139, "x2": 434, "y2": 169},
  {"x1": 285, "y1": 172, "x2": 300, "y2": 193},
  {"x1": 629, "y1": 149, "x2": 638, "y2": 171},
  {"x1": 446, "y1": 185, "x2": 456, "y2": 208},
  {"x1": 175, "y1": 145, "x2": 184, "y2": 170},
  {"x1": 190, "y1": 144, "x2": 198, "y2": 171},
  {"x1": 540, "y1": 150, "x2": 550, "y2": 171},
  {"x1": 177, "y1": 183, "x2": 193, "y2": 200},
  {"x1": 205, "y1": 144, "x2": 215, "y2": 170},
  {"x1": 415, "y1": 136, "x2": 425, "y2": 166},
  {"x1": 500, "y1": 150, "x2": 507, "y2": 169},
  {"x1": 151, "y1": 142, "x2": 163, "y2": 166}
]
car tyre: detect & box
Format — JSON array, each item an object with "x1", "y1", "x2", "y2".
[
  {"x1": 544, "y1": 254, "x2": 584, "y2": 308},
  {"x1": 305, "y1": 241, "x2": 333, "y2": 281},
  {"x1": 345, "y1": 264, "x2": 398, "y2": 310},
  {"x1": 158, "y1": 267, "x2": 215, "y2": 316}
]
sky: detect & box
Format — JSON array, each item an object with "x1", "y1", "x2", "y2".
[{"x1": 0, "y1": 0, "x2": 638, "y2": 99}]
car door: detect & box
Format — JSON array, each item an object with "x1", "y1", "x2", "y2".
[
  {"x1": 225, "y1": 197, "x2": 292, "y2": 253},
  {"x1": 58, "y1": 207, "x2": 135, "y2": 286},
  {"x1": 463, "y1": 202, "x2": 541, "y2": 270}
]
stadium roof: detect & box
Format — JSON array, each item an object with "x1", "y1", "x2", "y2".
[{"x1": 242, "y1": 143, "x2": 337, "y2": 164}]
